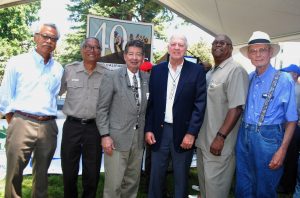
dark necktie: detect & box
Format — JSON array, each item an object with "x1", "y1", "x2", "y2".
[{"x1": 133, "y1": 74, "x2": 140, "y2": 108}]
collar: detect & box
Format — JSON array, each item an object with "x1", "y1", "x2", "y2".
[
  {"x1": 76, "y1": 62, "x2": 103, "y2": 74},
  {"x1": 217, "y1": 57, "x2": 233, "y2": 69},
  {"x1": 254, "y1": 64, "x2": 275, "y2": 80},
  {"x1": 127, "y1": 68, "x2": 140, "y2": 79},
  {"x1": 168, "y1": 61, "x2": 183, "y2": 73},
  {"x1": 212, "y1": 57, "x2": 233, "y2": 72},
  {"x1": 33, "y1": 49, "x2": 53, "y2": 66}
]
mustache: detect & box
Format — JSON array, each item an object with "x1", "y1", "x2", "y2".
[{"x1": 41, "y1": 44, "x2": 53, "y2": 48}]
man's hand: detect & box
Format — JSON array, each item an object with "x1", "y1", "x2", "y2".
[
  {"x1": 210, "y1": 136, "x2": 225, "y2": 156},
  {"x1": 101, "y1": 136, "x2": 115, "y2": 156},
  {"x1": 269, "y1": 147, "x2": 286, "y2": 170},
  {"x1": 145, "y1": 132, "x2": 156, "y2": 145},
  {"x1": 180, "y1": 133, "x2": 195, "y2": 149}
]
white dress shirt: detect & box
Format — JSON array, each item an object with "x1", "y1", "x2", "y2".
[
  {"x1": 127, "y1": 68, "x2": 141, "y2": 103},
  {"x1": 164, "y1": 62, "x2": 183, "y2": 123},
  {"x1": 0, "y1": 50, "x2": 63, "y2": 116}
]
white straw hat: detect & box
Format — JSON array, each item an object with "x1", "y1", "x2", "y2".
[{"x1": 239, "y1": 31, "x2": 280, "y2": 58}]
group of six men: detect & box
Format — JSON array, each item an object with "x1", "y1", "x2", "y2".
[{"x1": 0, "y1": 22, "x2": 297, "y2": 198}]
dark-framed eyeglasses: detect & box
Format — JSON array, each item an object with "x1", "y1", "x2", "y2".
[
  {"x1": 35, "y1": 33, "x2": 59, "y2": 42},
  {"x1": 212, "y1": 41, "x2": 232, "y2": 47},
  {"x1": 83, "y1": 45, "x2": 101, "y2": 51}
]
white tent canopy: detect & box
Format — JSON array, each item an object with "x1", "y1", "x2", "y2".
[{"x1": 155, "y1": 0, "x2": 300, "y2": 45}]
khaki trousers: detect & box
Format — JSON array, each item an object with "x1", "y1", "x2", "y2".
[
  {"x1": 103, "y1": 130, "x2": 143, "y2": 198},
  {"x1": 197, "y1": 148, "x2": 235, "y2": 198},
  {"x1": 5, "y1": 114, "x2": 57, "y2": 198}
]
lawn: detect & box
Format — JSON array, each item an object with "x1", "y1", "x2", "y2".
[
  {"x1": 0, "y1": 168, "x2": 293, "y2": 197},
  {"x1": 0, "y1": 168, "x2": 200, "y2": 198}
]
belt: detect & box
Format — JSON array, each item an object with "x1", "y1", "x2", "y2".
[
  {"x1": 164, "y1": 122, "x2": 173, "y2": 126},
  {"x1": 67, "y1": 116, "x2": 95, "y2": 124},
  {"x1": 242, "y1": 122, "x2": 284, "y2": 132},
  {"x1": 15, "y1": 110, "x2": 56, "y2": 121}
]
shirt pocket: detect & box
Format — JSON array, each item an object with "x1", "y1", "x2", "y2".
[
  {"x1": 207, "y1": 80, "x2": 227, "y2": 104},
  {"x1": 66, "y1": 80, "x2": 84, "y2": 99},
  {"x1": 263, "y1": 98, "x2": 277, "y2": 120},
  {"x1": 42, "y1": 73, "x2": 60, "y2": 92}
]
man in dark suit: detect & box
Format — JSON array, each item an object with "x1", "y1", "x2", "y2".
[{"x1": 145, "y1": 33, "x2": 207, "y2": 198}]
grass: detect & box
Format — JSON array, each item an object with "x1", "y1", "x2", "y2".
[
  {"x1": 0, "y1": 168, "x2": 293, "y2": 197},
  {"x1": 0, "y1": 169, "x2": 198, "y2": 198}
]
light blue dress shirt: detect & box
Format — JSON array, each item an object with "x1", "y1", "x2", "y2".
[
  {"x1": 244, "y1": 65, "x2": 297, "y2": 124},
  {"x1": 0, "y1": 50, "x2": 63, "y2": 116}
]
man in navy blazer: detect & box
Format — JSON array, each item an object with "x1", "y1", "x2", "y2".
[{"x1": 145, "y1": 33, "x2": 207, "y2": 198}]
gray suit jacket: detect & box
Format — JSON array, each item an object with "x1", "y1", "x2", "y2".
[{"x1": 96, "y1": 67, "x2": 149, "y2": 151}]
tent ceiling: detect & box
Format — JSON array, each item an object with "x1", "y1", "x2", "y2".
[
  {"x1": 155, "y1": 0, "x2": 300, "y2": 45},
  {"x1": 0, "y1": 0, "x2": 37, "y2": 8}
]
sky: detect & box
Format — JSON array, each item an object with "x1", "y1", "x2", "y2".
[
  {"x1": 154, "y1": 17, "x2": 214, "y2": 51},
  {"x1": 38, "y1": 0, "x2": 72, "y2": 39}
]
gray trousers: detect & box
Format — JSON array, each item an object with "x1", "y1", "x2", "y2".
[
  {"x1": 103, "y1": 130, "x2": 143, "y2": 198},
  {"x1": 5, "y1": 114, "x2": 57, "y2": 198},
  {"x1": 197, "y1": 148, "x2": 235, "y2": 198}
]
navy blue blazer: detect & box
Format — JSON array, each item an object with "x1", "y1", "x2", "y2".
[{"x1": 144, "y1": 60, "x2": 207, "y2": 152}]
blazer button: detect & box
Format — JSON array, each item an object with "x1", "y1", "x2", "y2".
[{"x1": 160, "y1": 124, "x2": 164, "y2": 128}]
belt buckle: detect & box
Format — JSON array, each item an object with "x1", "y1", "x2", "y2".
[{"x1": 81, "y1": 119, "x2": 88, "y2": 124}]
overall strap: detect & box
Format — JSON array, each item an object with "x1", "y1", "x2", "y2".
[{"x1": 257, "y1": 70, "x2": 281, "y2": 129}]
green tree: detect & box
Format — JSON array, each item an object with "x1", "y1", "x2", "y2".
[
  {"x1": 0, "y1": 2, "x2": 40, "y2": 78},
  {"x1": 58, "y1": 0, "x2": 173, "y2": 65},
  {"x1": 187, "y1": 39, "x2": 213, "y2": 65}
]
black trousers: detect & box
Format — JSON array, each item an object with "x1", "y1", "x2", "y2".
[
  {"x1": 61, "y1": 118, "x2": 102, "y2": 198},
  {"x1": 278, "y1": 125, "x2": 300, "y2": 194}
]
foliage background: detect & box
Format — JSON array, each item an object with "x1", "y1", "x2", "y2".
[
  {"x1": 0, "y1": 2, "x2": 40, "y2": 80},
  {"x1": 0, "y1": 0, "x2": 213, "y2": 79}
]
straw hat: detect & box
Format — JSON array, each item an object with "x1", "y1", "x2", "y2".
[{"x1": 240, "y1": 31, "x2": 280, "y2": 58}]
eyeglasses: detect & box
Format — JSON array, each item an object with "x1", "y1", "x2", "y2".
[
  {"x1": 248, "y1": 47, "x2": 270, "y2": 55},
  {"x1": 83, "y1": 45, "x2": 101, "y2": 51},
  {"x1": 212, "y1": 41, "x2": 232, "y2": 46},
  {"x1": 35, "y1": 33, "x2": 58, "y2": 42}
]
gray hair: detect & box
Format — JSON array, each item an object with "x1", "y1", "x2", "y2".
[
  {"x1": 34, "y1": 23, "x2": 60, "y2": 39},
  {"x1": 80, "y1": 37, "x2": 102, "y2": 50},
  {"x1": 168, "y1": 32, "x2": 188, "y2": 48}
]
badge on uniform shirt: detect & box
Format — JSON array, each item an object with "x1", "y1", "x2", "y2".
[{"x1": 71, "y1": 78, "x2": 79, "y2": 82}]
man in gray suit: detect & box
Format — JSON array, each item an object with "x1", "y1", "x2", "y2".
[{"x1": 96, "y1": 40, "x2": 149, "y2": 198}]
